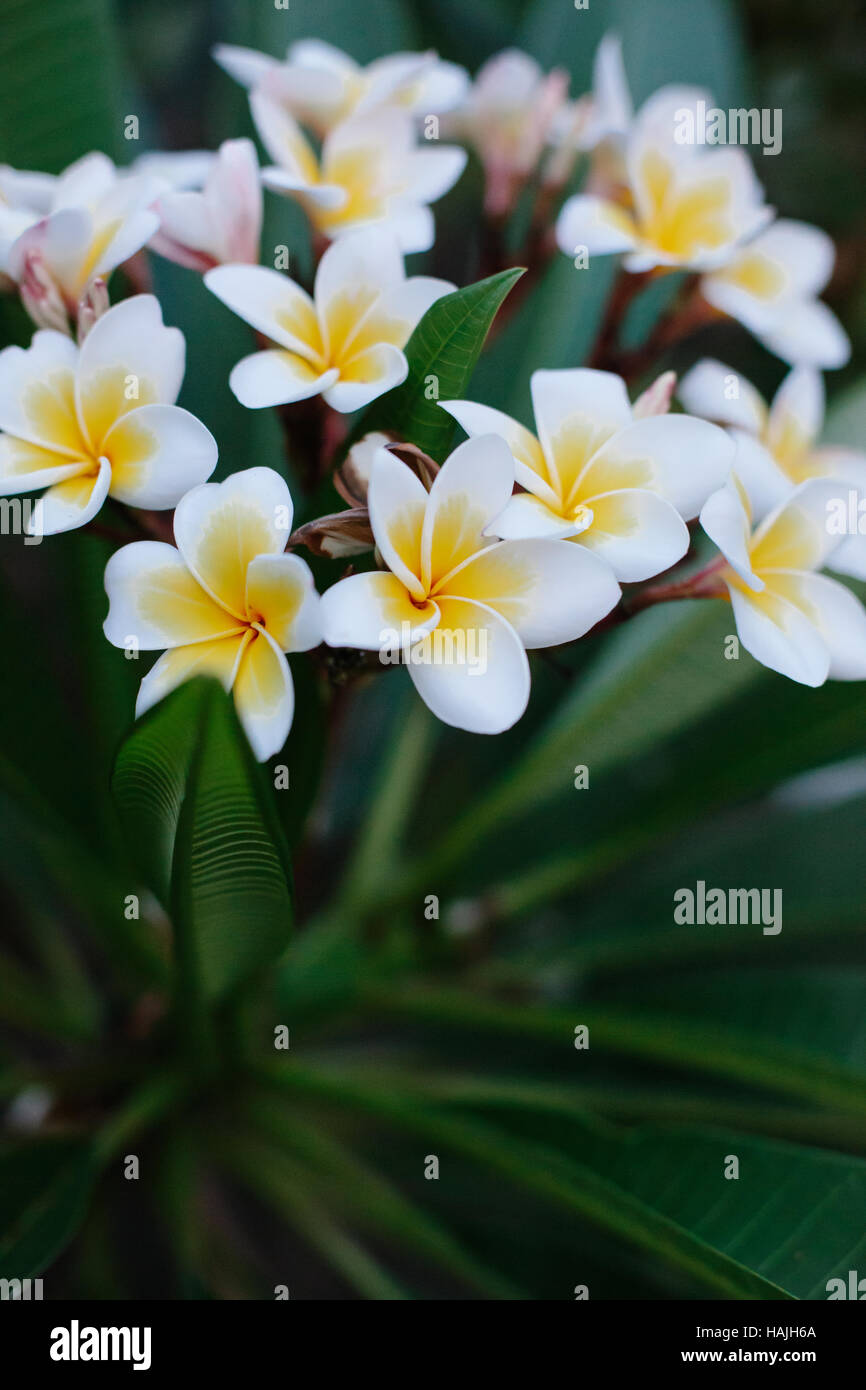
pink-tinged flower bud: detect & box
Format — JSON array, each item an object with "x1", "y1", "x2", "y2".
[
  {"x1": 633, "y1": 370, "x2": 677, "y2": 418},
  {"x1": 150, "y1": 139, "x2": 263, "y2": 273},
  {"x1": 76, "y1": 276, "x2": 110, "y2": 342},
  {"x1": 20, "y1": 249, "x2": 69, "y2": 333}
]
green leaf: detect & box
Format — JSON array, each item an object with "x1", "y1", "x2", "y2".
[
  {"x1": 0, "y1": 1139, "x2": 96, "y2": 1280},
  {"x1": 579, "y1": 1125, "x2": 866, "y2": 1302},
  {"x1": 414, "y1": 600, "x2": 760, "y2": 888},
  {"x1": 0, "y1": 0, "x2": 124, "y2": 170},
  {"x1": 112, "y1": 679, "x2": 293, "y2": 1004},
  {"x1": 352, "y1": 269, "x2": 524, "y2": 461}
]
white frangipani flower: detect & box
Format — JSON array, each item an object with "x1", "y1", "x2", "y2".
[
  {"x1": 699, "y1": 219, "x2": 849, "y2": 369},
  {"x1": 679, "y1": 359, "x2": 866, "y2": 577},
  {"x1": 555, "y1": 86, "x2": 771, "y2": 273},
  {"x1": 700, "y1": 473, "x2": 866, "y2": 687},
  {"x1": 214, "y1": 39, "x2": 468, "y2": 135},
  {"x1": 442, "y1": 369, "x2": 734, "y2": 582},
  {"x1": 252, "y1": 98, "x2": 465, "y2": 252},
  {"x1": 104, "y1": 468, "x2": 321, "y2": 760},
  {"x1": 451, "y1": 49, "x2": 568, "y2": 214},
  {"x1": 320, "y1": 436, "x2": 620, "y2": 733},
  {"x1": 149, "y1": 139, "x2": 262, "y2": 272},
  {"x1": 5, "y1": 152, "x2": 161, "y2": 315},
  {"x1": 205, "y1": 229, "x2": 454, "y2": 412},
  {"x1": 0, "y1": 295, "x2": 217, "y2": 534}
]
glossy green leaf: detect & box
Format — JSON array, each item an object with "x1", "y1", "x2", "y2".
[
  {"x1": 112, "y1": 679, "x2": 293, "y2": 1003},
  {"x1": 352, "y1": 269, "x2": 524, "y2": 461}
]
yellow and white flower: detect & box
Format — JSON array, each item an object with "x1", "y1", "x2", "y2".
[
  {"x1": 679, "y1": 359, "x2": 866, "y2": 576},
  {"x1": 700, "y1": 473, "x2": 866, "y2": 686},
  {"x1": 320, "y1": 436, "x2": 620, "y2": 733},
  {"x1": 205, "y1": 228, "x2": 454, "y2": 412},
  {"x1": 149, "y1": 139, "x2": 262, "y2": 272},
  {"x1": 0, "y1": 295, "x2": 217, "y2": 534},
  {"x1": 442, "y1": 368, "x2": 734, "y2": 582},
  {"x1": 700, "y1": 219, "x2": 849, "y2": 369},
  {"x1": 252, "y1": 99, "x2": 466, "y2": 252},
  {"x1": 5, "y1": 152, "x2": 161, "y2": 315},
  {"x1": 555, "y1": 86, "x2": 770, "y2": 273},
  {"x1": 214, "y1": 39, "x2": 468, "y2": 136},
  {"x1": 450, "y1": 49, "x2": 568, "y2": 214},
  {"x1": 104, "y1": 468, "x2": 321, "y2": 760}
]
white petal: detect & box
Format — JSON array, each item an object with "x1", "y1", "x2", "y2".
[
  {"x1": 777, "y1": 570, "x2": 866, "y2": 681},
  {"x1": 440, "y1": 398, "x2": 559, "y2": 508},
  {"x1": 758, "y1": 298, "x2": 851, "y2": 371},
  {"x1": 0, "y1": 330, "x2": 83, "y2": 454},
  {"x1": 367, "y1": 446, "x2": 428, "y2": 598},
  {"x1": 205, "y1": 264, "x2": 322, "y2": 360},
  {"x1": 579, "y1": 414, "x2": 734, "y2": 519},
  {"x1": 174, "y1": 467, "x2": 293, "y2": 618},
  {"x1": 444, "y1": 537, "x2": 621, "y2": 647},
  {"x1": 576, "y1": 487, "x2": 690, "y2": 582},
  {"x1": 827, "y1": 534, "x2": 866, "y2": 582},
  {"x1": 77, "y1": 295, "x2": 185, "y2": 448},
  {"x1": 261, "y1": 167, "x2": 347, "y2": 209},
  {"x1": 728, "y1": 582, "x2": 829, "y2": 687},
  {"x1": 38, "y1": 457, "x2": 111, "y2": 534},
  {"x1": 407, "y1": 597, "x2": 530, "y2": 735},
  {"x1": 135, "y1": 634, "x2": 247, "y2": 718},
  {"x1": 314, "y1": 227, "x2": 405, "y2": 313},
  {"x1": 751, "y1": 478, "x2": 848, "y2": 574},
  {"x1": 532, "y1": 368, "x2": 632, "y2": 462},
  {"x1": 768, "y1": 365, "x2": 824, "y2": 452},
  {"x1": 750, "y1": 219, "x2": 836, "y2": 298},
  {"x1": 323, "y1": 343, "x2": 407, "y2": 412},
  {"x1": 700, "y1": 475, "x2": 761, "y2": 589},
  {"x1": 101, "y1": 403, "x2": 218, "y2": 508},
  {"x1": 0, "y1": 435, "x2": 87, "y2": 494},
  {"x1": 228, "y1": 350, "x2": 338, "y2": 409},
  {"x1": 555, "y1": 193, "x2": 637, "y2": 257},
  {"x1": 320, "y1": 570, "x2": 439, "y2": 650},
  {"x1": 104, "y1": 540, "x2": 243, "y2": 648},
  {"x1": 488, "y1": 492, "x2": 579, "y2": 540},
  {"x1": 212, "y1": 42, "x2": 279, "y2": 90},
  {"x1": 423, "y1": 434, "x2": 515, "y2": 590},
  {"x1": 245, "y1": 552, "x2": 322, "y2": 652},
  {"x1": 233, "y1": 627, "x2": 295, "y2": 761},
  {"x1": 402, "y1": 146, "x2": 467, "y2": 203},
  {"x1": 728, "y1": 430, "x2": 790, "y2": 522},
  {"x1": 677, "y1": 358, "x2": 767, "y2": 435}
]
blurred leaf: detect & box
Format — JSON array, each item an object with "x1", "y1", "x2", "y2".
[
  {"x1": 0, "y1": 1138, "x2": 96, "y2": 1279},
  {"x1": 521, "y1": 0, "x2": 749, "y2": 108},
  {"x1": 352, "y1": 269, "x2": 524, "y2": 461},
  {"x1": 417, "y1": 601, "x2": 759, "y2": 884},
  {"x1": 112, "y1": 679, "x2": 293, "y2": 1004},
  {"x1": 0, "y1": 0, "x2": 124, "y2": 169}
]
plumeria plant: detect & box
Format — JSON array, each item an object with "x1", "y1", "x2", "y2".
[{"x1": 2, "y1": 0, "x2": 866, "y2": 1306}]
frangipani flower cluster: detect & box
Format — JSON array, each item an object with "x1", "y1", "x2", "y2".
[
  {"x1": 556, "y1": 86, "x2": 772, "y2": 274},
  {"x1": 0, "y1": 27, "x2": 861, "y2": 772},
  {"x1": 700, "y1": 474, "x2": 866, "y2": 687},
  {"x1": 680, "y1": 359, "x2": 866, "y2": 576},
  {"x1": 321, "y1": 436, "x2": 621, "y2": 733},
  {"x1": 104, "y1": 469, "x2": 320, "y2": 760},
  {"x1": 206, "y1": 229, "x2": 454, "y2": 412},
  {"x1": 442, "y1": 369, "x2": 734, "y2": 581},
  {"x1": 214, "y1": 39, "x2": 468, "y2": 134},
  {"x1": 0, "y1": 295, "x2": 216, "y2": 534}
]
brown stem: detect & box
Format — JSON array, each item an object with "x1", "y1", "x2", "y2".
[{"x1": 587, "y1": 266, "x2": 655, "y2": 370}]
